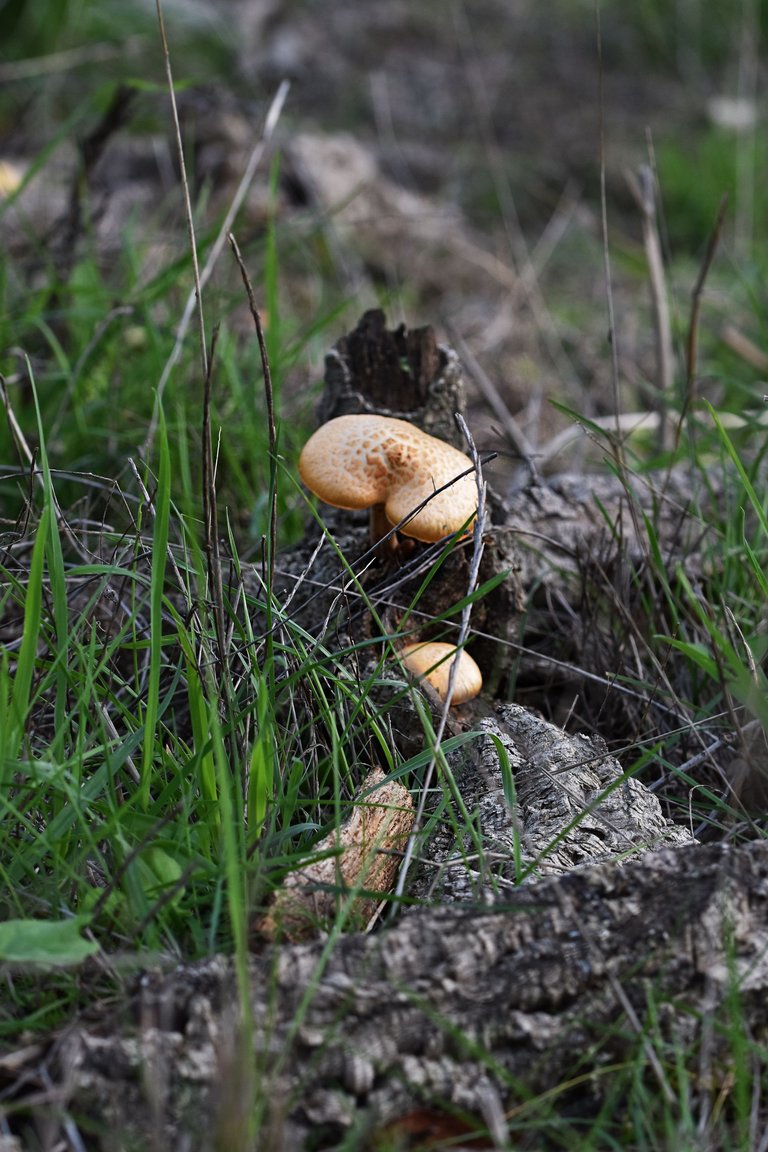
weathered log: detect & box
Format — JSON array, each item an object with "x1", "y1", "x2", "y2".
[
  {"x1": 10, "y1": 839, "x2": 766, "y2": 1150},
  {"x1": 408, "y1": 703, "x2": 693, "y2": 905},
  {"x1": 4, "y1": 313, "x2": 752, "y2": 1151},
  {"x1": 317, "y1": 308, "x2": 461, "y2": 445}
]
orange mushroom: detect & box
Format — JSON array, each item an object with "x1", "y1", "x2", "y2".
[
  {"x1": 298, "y1": 415, "x2": 477, "y2": 546},
  {"x1": 399, "y1": 641, "x2": 482, "y2": 705}
]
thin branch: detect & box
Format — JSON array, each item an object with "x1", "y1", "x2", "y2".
[{"x1": 144, "y1": 80, "x2": 289, "y2": 457}]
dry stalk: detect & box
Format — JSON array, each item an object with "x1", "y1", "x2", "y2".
[
  {"x1": 685, "y1": 194, "x2": 728, "y2": 414},
  {"x1": 144, "y1": 79, "x2": 289, "y2": 456},
  {"x1": 227, "y1": 233, "x2": 278, "y2": 595},
  {"x1": 596, "y1": 4, "x2": 623, "y2": 446},
  {"x1": 720, "y1": 324, "x2": 768, "y2": 372},
  {"x1": 153, "y1": 3, "x2": 224, "y2": 668},
  {"x1": 626, "y1": 164, "x2": 675, "y2": 453},
  {"x1": 154, "y1": 0, "x2": 207, "y2": 383}
]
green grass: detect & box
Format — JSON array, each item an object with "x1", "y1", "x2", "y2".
[
  {"x1": 581, "y1": 0, "x2": 768, "y2": 75},
  {"x1": 656, "y1": 126, "x2": 768, "y2": 255},
  {"x1": 2, "y1": 1, "x2": 768, "y2": 1148}
]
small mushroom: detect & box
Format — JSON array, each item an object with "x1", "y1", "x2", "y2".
[
  {"x1": 400, "y1": 641, "x2": 482, "y2": 705},
  {"x1": 298, "y1": 415, "x2": 477, "y2": 546}
]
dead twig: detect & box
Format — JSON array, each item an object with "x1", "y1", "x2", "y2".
[
  {"x1": 227, "y1": 234, "x2": 278, "y2": 596},
  {"x1": 626, "y1": 164, "x2": 675, "y2": 453},
  {"x1": 685, "y1": 194, "x2": 728, "y2": 412},
  {"x1": 144, "y1": 80, "x2": 289, "y2": 457}
]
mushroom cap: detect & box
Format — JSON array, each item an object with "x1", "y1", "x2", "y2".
[
  {"x1": 399, "y1": 641, "x2": 482, "y2": 705},
  {"x1": 298, "y1": 414, "x2": 477, "y2": 542}
]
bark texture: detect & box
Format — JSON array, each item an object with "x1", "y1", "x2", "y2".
[
  {"x1": 4, "y1": 313, "x2": 757, "y2": 1152},
  {"x1": 317, "y1": 309, "x2": 464, "y2": 447},
  {"x1": 408, "y1": 703, "x2": 693, "y2": 905},
  {"x1": 11, "y1": 840, "x2": 767, "y2": 1150}
]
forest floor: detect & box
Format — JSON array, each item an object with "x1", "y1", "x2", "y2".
[{"x1": 1, "y1": 2, "x2": 767, "y2": 1149}]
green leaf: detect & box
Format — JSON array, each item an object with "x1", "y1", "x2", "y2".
[
  {"x1": 661, "y1": 637, "x2": 719, "y2": 677},
  {"x1": 144, "y1": 845, "x2": 183, "y2": 887},
  {"x1": 248, "y1": 720, "x2": 275, "y2": 839},
  {"x1": 706, "y1": 402, "x2": 768, "y2": 537},
  {"x1": 0, "y1": 917, "x2": 99, "y2": 966}
]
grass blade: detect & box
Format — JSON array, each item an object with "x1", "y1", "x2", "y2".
[{"x1": 140, "y1": 405, "x2": 172, "y2": 808}]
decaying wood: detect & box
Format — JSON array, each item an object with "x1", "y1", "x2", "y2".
[
  {"x1": 317, "y1": 308, "x2": 460, "y2": 444},
  {"x1": 259, "y1": 767, "x2": 414, "y2": 942},
  {"x1": 4, "y1": 313, "x2": 756, "y2": 1150},
  {"x1": 9, "y1": 840, "x2": 766, "y2": 1150},
  {"x1": 408, "y1": 703, "x2": 692, "y2": 905},
  {"x1": 267, "y1": 311, "x2": 710, "y2": 677}
]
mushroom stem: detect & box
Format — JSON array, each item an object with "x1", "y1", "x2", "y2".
[{"x1": 369, "y1": 503, "x2": 399, "y2": 555}]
